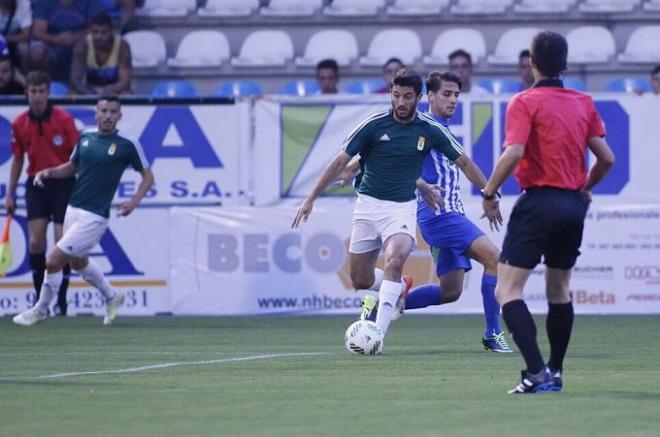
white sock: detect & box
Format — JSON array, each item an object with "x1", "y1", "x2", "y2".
[
  {"x1": 35, "y1": 271, "x2": 63, "y2": 314},
  {"x1": 375, "y1": 279, "x2": 401, "y2": 336},
  {"x1": 79, "y1": 260, "x2": 116, "y2": 301},
  {"x1": 368, "y1": 268, "x2": 385, "y2": 291}
]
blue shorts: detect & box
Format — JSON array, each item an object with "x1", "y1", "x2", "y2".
[{"x1": 419, "y1": 212, "x2": 485, "y2": 277}]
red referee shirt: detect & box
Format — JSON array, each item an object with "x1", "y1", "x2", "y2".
[
  {"x1": 503, "y1": 79, "x2": 606, "y2": 190},
  {"x1": 11, "y1": 105, "x2": 79, "y2": 177}
]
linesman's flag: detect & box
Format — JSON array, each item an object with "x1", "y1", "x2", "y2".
[{"x1": 0, "y1": 215, "x2": 13, "y2": 276}]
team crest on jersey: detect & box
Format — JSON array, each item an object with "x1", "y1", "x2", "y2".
[
  {"x1": 417, "y1": 136, "x2": 426, "y2": 150},
  {"x1": 52, "y1": 134, "x2": 63, "y2": 147},
  {"x1": 108, "y1": 143, "x2": 117, "y2": 155}
]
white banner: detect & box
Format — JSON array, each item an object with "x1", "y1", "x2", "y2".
[
  {"x1": 0, "y1": 103, "x2": 251, "y2": 207},
  {"x1": 0, "y1": 209, "x2": 170, "y2": 316}
]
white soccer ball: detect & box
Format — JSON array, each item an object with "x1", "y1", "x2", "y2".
[{"x1": 344, "y1": 320, "x2": 384, "y2": 355}]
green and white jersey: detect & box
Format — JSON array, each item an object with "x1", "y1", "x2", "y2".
[
  {"x1": 343, "y1": 109, "x2": 463, "y2": 202},
  {"x1": 69, "y1": 129, "x2": 149, "y2": 218}
]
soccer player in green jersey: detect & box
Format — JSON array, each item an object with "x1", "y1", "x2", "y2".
[
  {"x1": 292, "y1": 68, "x2": 466, "y2": 343},
  {"x1": 13, "y1": 95, "x2": 154, "y2": 327}
]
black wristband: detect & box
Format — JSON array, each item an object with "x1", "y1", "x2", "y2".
[{"x1": 480, "y1": 189, "x2": 499, "y2": 200}]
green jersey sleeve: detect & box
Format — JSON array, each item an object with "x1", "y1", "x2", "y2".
[
  {"x1": 419, "y1": 113, "x2": 464, "y2": 161},
  {"x1": 126, "y1": 138, "x2": 149, "y2": 172},
  {"x1": 341, "y1": 110, "x2": 387, "y2": 157}
]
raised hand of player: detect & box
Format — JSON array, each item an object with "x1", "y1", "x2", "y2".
[
  {"x1": 292, "y1": 198, "x2": 314, "y2": 229},
  {"x1": 417, "y1": 180, "x2": 444, "y2": 211},
  {"x1": 116, "y1": 200, "x2": 138, "y2": 217},
  {"x1": 481, "y1": 198, "x2": 502, "y2": 232}
]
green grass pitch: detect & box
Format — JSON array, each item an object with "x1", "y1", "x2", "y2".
[{"x1": 1, "y1": 315, "x2": 659, "y2": 436}]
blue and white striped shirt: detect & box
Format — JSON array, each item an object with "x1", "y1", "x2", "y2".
[{"x1": 417, "y1": 112, "x2": 464, "y2": 223}]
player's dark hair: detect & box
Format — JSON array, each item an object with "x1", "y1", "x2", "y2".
[
  {"x1": 652, "y1": 64, "x2": 660, "y2": 76},
  {"x1": 316, "y1": 58, "x2": 338, "y2": 74},
  {"x1": 448, "y1": 49, "x2": 472, "y2": 65},
  {"x1": 519, "y1": 49, "x2": 530, "y2": 60},
  {"x1": 26, "y1": 70, "x2": 51, "y2": 87},
  {"x1": 392, "y1": 68, "x2": 423, "y2": 95},
  {"x1": 90, "y1": 12, "x2": 113, "y2": 28},
  {"x1": 382, "y1": 57, "x2": 404, "y2": 71},
  {"x1": 530, "y1": 31, "x2": 567, "y2": 78},
  {"x1": 98, "y1": 94, "x2": 121, "y2": 105},
  {"x1": 426, "y1": 71, "x2": 463, "y2": 93}
]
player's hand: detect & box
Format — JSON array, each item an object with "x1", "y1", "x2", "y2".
[
  {"x1": 335, "y1": 167, "x2": 357, "y2": 187},
  {"x1": 481, "y1": 198, "x2": 502, "y2": 232},
  {"x1": 417, "y1": 181, "x2": 444, "y2": 211},
  {"x1": 5, "y1": 196, "x2": 15, "y2": 215},
  {"x1": 33, "y1": 169, "x2": 49, "y2": 187},
  {"x1": 292, "y1": 198, "x2": 314, "y2": 229},
  {"x1": 116, "y1": 200, "x2": 137, "y2": 217}
]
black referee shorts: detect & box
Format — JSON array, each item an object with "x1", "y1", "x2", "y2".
[
  {"x1": 500, "y1": 187, "x2": 590, "y2": 270},
  {"x1": 25, "y1": 176, "x2": 75, "y2": 224}
]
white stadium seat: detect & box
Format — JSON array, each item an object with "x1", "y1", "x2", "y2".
[
  {"x1": 358, "y1": 29, "x2": 422, "y2": 67},
  {"x1": 231, "y1": 30, "x2": 294, "y2": 67},
  {"x1": 451, "y1": 0, "x2": 512, "y2": 14},
  {"x1": 137, "y1": 0, "x2": 196, "y2": 17},
  {"x1": 423, "y1": 28, "x2": 486, "y2": 66},
  {"x1": 643, "y1": 0, "x2": 660, "y2": 11},
  {"x1": 260, "y1": 0, "x2": 323, "y2": 16},
  {"x1": 579, "y1": 0, "x2": 640, "y2": 13},
  {"x1": 487, "y1": 27, "x2": 542, "y2": 65},
  {"x1": 294, "y1": 30, "x2": 359, "y2": 67},
  {"x1": 514, "y1": 0, "x2": 576, "y2": 13},
  {"x1": 197, "y1": 0, "x2": 259, "y2": 17},
  {"x1": 566, "y1": 26, "x2": 616, "y2": 63},
  {"x1": 123, "y1": 30, "x2": 166, "y2": 68},
  {"x1": 386, "y1": 0, "x2": 449, "y2": 16},
  {"x1": 323, "y1": 0, "x2": 386, "y2": 16},
  {"x1": 167, "y1": 31, "x2": 230, "y2": 67},
  {"x1": 617, "y1": 26, "x2": 660, "y2": 63}
]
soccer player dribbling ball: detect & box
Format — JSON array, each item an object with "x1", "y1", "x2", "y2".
[
  {"x1": 13, "y1": 95, "x2": 154, "y2": 327},
  {"x1": 481, "y1": 31, "x2": 615, "y2": 394}
]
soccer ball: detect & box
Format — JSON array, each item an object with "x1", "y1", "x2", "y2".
[{"x1": 344, "y1": 320, "x2": 384, "y2": 355}]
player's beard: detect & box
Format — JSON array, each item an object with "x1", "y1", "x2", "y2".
[{"x1": 395, "y1": 104, "x2": 415, "y2": 121}]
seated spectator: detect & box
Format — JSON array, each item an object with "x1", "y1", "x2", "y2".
[
  {"x1": 316, "y1": 58, "x2": 339, "y2": 94},
  {"x1": 448, "y1": 49, "x2": 489, "y2": 95},
  {"x1": 0, "y1": 0, "x2": 31, "y2": 72},
  {"x1": 652, "y1": 64, "x2": 660, "y2": 95},
  {"x1": 70, "y1": 12, "x2": 132, "y2": 95},
  {"x1": 0, "y1": 46, "x2": 24, "y2": 95},
  {"x1": 518, "y1": 49, "x2": 534, "y2": 90},
  {"x1": 30, "y1": 0, "x2": 105, "y2": 82},
  {"x1": 376, "y1": 57, "x2": 404, "y2": 93}
]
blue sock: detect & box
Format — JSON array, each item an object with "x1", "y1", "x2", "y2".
[
  {"x1": 481, "y1": 274, "x2": 501, "y2": 337},
  {"x1": 405, "y1": 284, "x2": 441, "y2": 310}
]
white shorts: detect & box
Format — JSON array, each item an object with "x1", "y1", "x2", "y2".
[
  {"x1": 56, "y1": 206, "x2": 109, "y2": 258},
  {"x1": 349, "y1": 193, "x2": 417, "y2": 254}
]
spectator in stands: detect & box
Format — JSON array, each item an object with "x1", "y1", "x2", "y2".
[
  {"x1": 31, "y1": 0, "x2": 105, "y2": 82},
  {"x1": 0, "y1": 0, "x2": 31, "y2": 73},
  {"x1": 70, "y1": 12, "x2": 133, "y2": 95},
  {"x1": 448, "y1": 49, "x2": 489, "y2": 95},
  {"x1": 652, "y1": 65, "x2": 660, "y2": 95},
  {"x1": 0, "y1": 48, "x2": 24, "y2": 94},
  {"x1": 518, "y1": 49, "x2": 534, "y2": 90},
  {"x1": 376, "y1": 57, "x2": 404, "y2": 93},
  {"x1": 316, "y1": 58, "x2": 339, "y2": 94},
  {"x1": 98, "y1": 0, "x2": 140, "y2": 33}
]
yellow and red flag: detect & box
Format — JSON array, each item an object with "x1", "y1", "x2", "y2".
[{"x1": 0, "y1": 215, "x2": 13, "y2": 276}]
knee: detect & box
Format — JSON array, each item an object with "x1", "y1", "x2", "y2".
[
  {"x1": 350, "y1": 274, "x2": 374, "y2": 291},
  {"x1": 69, "y1": 258, "x2": 86, "y2": 271},
  {"x1": 383, "y1": 253, "x2": 407, "y2": 274},
  {"x1": 28, "y1": 238, "x2": 46, "y2": 254},
  {"x1": 442, "y1": 286, "x2": 462, "y2": 303}
]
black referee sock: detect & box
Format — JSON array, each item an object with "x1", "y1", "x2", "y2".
[
  {"x1": 547, "y1": 301, "x2": 574, "y2": 372},
  {"x1": 29, "y1": 252, "x2": 46, "y2": 299},
  {"x1": 502, "y1": 299, "x2": 545, "y2": 375}
]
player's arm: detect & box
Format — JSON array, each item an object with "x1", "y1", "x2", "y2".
[
  {"x1": 292, "y1": 150, "x2": 353, "y2": 228},
  {"x1": 117, "y1": 167, "x2": 154, "y2": 217},
  {"x1": 455, "y1": 154, "x2": 487, "y2": 189},
  {"x1": 416, "y1": 178, "x2": 443, "y2": 211},
  {"x1": 582, "y1": 136, "x2": 615, "y2": 198},
  {"x1": 335, "y1": 155, "x2": 360, "y2": 187},
  {"x1": 34, "y1": 161, "x2": 77, "y2": 186}
]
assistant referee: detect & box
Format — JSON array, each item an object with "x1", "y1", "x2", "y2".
[{"x1": 481, "y1": 31, "x2": 615, "y2": 394}]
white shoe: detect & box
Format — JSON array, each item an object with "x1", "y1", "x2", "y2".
[
  {"x1": 13, "y1": 308, "x2": 47, "y2": 326},
  {"x1": 103, "y1": 292, "x2": 125, "y2": 326}
]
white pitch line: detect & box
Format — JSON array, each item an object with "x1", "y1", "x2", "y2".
[{"x1": 1, "y1": 352, "x2": 328, "y2": 381}]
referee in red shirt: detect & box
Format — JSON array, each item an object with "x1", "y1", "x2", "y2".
[
  {"x1": 5, "y1": 71, "x2": 79, "y2": 316},
  {"x1": 481, "y1": 31, "x2": 615, "y2": 394}
]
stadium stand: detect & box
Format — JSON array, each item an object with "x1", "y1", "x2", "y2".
[
  {"x1": 514, "y1": 0, "x2": 577, "y2": 13},
  {"x1": 488, "y1": 27, "x2": 543, "y2": 65},
  {"x1": 566, "y1": 26, "x2": 616, "y2": 63},
  {"x1": 49, "y1": 81, "x2": 69, "y2": 96},
  {"x1": 423, "y1": 28, "x2": 486, "y2": 66},
  {"x1": 151, "y1": 80, "x2": 198, "y2": 97},
  {"x1": 216, "y1": 80, "x2": 263, "y2": 97},
  {"x1": 197, "y1": 0, "x2": 260, "y2": 17},
  {"x1": 358, "y1": 29, "x2": 422, "y2": 67},
  {"x1": 323, "y1": 0, "x2": 386, "y2": 16},
  {"x1": 260, "y1": 0, "x2": 323, "y2": 17},
  {"x1": 563, "y1": 77, "x2": 588, "y2": 91},
  {"x1": 167, "y1": 30, "x2": 230, "y2": 68},
  {"x1": 605, "y1": 77, "x2": 652, "y2": 93},
  {"x1": 280, "y1": 79, "x2": 320, "y2": 96},
  {"x1": 386, "y1": 0, "x2": 450, "y2": 16},
  {"x1": 451, "y1": 0, "x2": 513, "y2": 15},
  {"x1": 137, "y1": 0, "x2": 197, "y2": 17},
  {"x1": 617, "y1": 26, "x2": 660, "y2": 63},
  {"x1": 294, "y1": 30, "x2": 359, "y2": 67},
  {"x1": 643, "y1": 0, "x2": 660, "y2": 11},
  {"x1": 478, "y1": 78, "x2": 522, "y2": 94},
  {"x1": 124, "y1": 30, "x2": 166, "y2": 68},
  {"x1": 344, "y1": 78, "x2": 387, "y2": 94},
  {"x1": 231, "y1": 30, "x2": 294, "y2": 67},
  {"x1": 579, "y1": 0, "x2": 640, "y2": 13}
]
